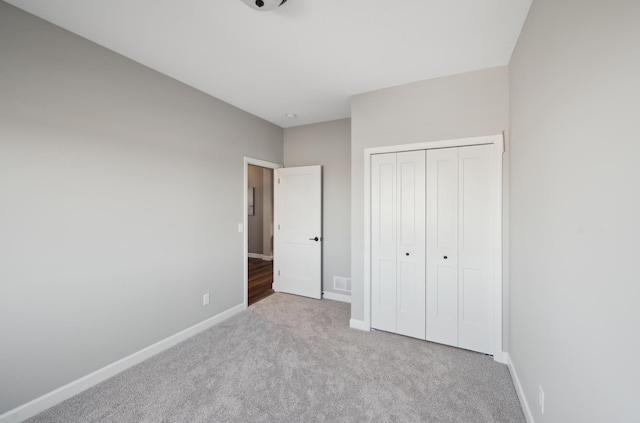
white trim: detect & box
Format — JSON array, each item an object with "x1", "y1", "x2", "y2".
[
  {"x1": 365, "y1": 134, "x2": 499, "y2": 156},
  {"x1": 244, "y1": 157, "x2": 282, "y2": 310},
  {"x1": 247, "y1": 253, "x2": 273, "y2": 261},
  {"x1": 322, "y1": 291, "x2": 351, "y2": 303},
  {"x1": 363, "y1": 134, "x2": 504, "y2": 361},
  {"x1": 492, "y1": 350, "x2": 508, "y2": 365},
  {"x1": 506, "y1": 353, "x2": 535, "y2": 423},
  {"x1": 0, "y1": 303, "x2": 245, "y2": 423},
  {"x1": 492, "y1": 136, "x2": 504, "y2": 361},
  {"x1": 349, "y1": 318, "x2": 370, "y2": 331},
  {"x1": 362, "y1": 144, "x2": 372, "y2": 333}
]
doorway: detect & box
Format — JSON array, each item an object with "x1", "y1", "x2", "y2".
[
  {"x1": 247, "y1": 163, "x2": 275, "y2": 305},
  {"x1": 243, "y1": 157, "x2": 324, "y2": 308},
  {"x1": 244, "y1": 158, "x2": 281, "y2": 308}
]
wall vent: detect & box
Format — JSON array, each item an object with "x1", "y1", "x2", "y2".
[{"x1": 333, "y1": 276, "x2": 352, "y2": 292}]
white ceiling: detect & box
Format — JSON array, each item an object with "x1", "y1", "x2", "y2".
[{"x1": 6, "y1": 0, "x2": 532, "y2": 128}]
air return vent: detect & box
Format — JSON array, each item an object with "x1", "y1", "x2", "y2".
[{"x1": 333, "y1": 276, "x2": 351, "y2": 292}]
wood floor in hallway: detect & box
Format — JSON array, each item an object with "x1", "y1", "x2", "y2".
[{"x1": 248, "y1": 257, "x2": 274, "y2": 306}]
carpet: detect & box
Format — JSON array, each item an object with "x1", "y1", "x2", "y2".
[{"x1": 26, "y1": 293, "x2": 525, "y2": 422}]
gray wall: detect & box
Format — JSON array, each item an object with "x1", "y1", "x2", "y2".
[
  {"x1": 247, "y1": 165, "x2": 264, "y2": 255},
  {"x1": 0, "y1": 2, "x2": 283, "y2": 414},
  {"x1": 509, "y1": 0, "x2": 640, "y2": 421},
  {"x1": 262, "y1": 168, "x2": 273, "y2": 257},
  {"x1": 350, "y1": 67, "x2": 509, "y2": 323},
  {"x1": 284, "y1": 119, "x2": 351, "y2": 296},
  {"x1": 247, "y1": 165, "x2": 273, "y2": 256}
]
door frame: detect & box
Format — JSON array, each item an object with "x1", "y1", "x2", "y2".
[
  {"x1": 361, "y1": 134, "x2": 505, "y2": 362},
  {"x1": 243, "y1": 157, "x2": 282, "y2": 310}
]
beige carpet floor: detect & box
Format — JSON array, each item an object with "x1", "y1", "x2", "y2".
[{"x1": 26, "y1": 293, "x2": 525, "y2": 422}]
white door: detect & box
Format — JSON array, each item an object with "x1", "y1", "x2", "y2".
[
  {"x1": 371, "y1": 154, "x2": 397, "y2": 333},
  {"x1": 396, "y1": 151, "x2": 426, "y2": 339},
  {"x1": 457, "y1": 145, "x2": 493, "y2": 353},
  {"x1": 371, "y1": 151, "x2": 426, "y2": 339},
  {"x1": 426, "y1": 147, "x2": 459, "y2": 347},
  {"x1": 274, "y1": 166, "x2": 322, "y2": 299},
  {"x1": 426, "y1": 145, "x2": 493, "y2": 354}
]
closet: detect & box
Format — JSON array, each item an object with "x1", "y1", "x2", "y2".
[{"x1": 371, "y1": 144, "x2": 494, "y2": 355}]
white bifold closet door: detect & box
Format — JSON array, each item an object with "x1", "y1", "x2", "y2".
[
  {"x1": 426, "y1": 144, "x2": 493, "y2": 354},
  {"x1": 371, "y1": 151, "x2": 426, "y2": 340},
  {"x1": 371, "y1": 144, "x2": 493, "y2": 354}
]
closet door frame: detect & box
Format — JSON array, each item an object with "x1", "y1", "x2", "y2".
[{"x1": 361, "y1": 134, "x2": 505, "y2": 363}]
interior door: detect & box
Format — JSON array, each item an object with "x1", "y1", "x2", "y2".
[
  {"x1": 426, "y1": 148, "x2": 459, "y2": 346},
  {"x1": 457, "y1": 144, "x2": 493, "y2": 354},
  {"x1": 274, "y1": 166, "x2": 322, "y2": 299},
  {"x1": 371, "y1": 153, "x2": 398, "y2": 333},
  {"x1": 396, "y1": 151, "x2": 426, "y2": 339},
  {"x1": 426, "y1": 145, "x2": 493, "y2": 354},
  {"x1": 371, "y1": 151, "x2": 425, "y2": 339}
]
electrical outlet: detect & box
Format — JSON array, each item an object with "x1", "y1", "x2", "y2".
[
  {"x1": 538, "y1": 385, "x2": 545, "y2": 414},
  {"x1": 203, "y1": 293, "x2": 210, "y2": 306}
]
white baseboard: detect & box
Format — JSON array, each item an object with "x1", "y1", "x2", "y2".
[
  {"x1": 248, "y1": 253, "x2": 272, "y2": 261},
  {"x1": 493, "y1": 350, "x2": 508, "y2": 364},
  {"x1": 322, "y1": 291, "x2": 351, "y2": 303},
  {"x1": 0, "y1": 303, "x2": 245, "y2": 423},
  {"x1": 506, "y1": 352, "x2": 535, "y2": 423},
  {"x1": 349, "y1": 318, "x2": 370, "y2": 331}
]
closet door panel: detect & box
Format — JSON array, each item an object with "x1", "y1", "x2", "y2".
[
  {"x1": 458, "y1": 145, "x2": 493, "y2": 354},
  {"x1": 426, "y1": 148, "x2": 459, "y2": 347},
  {"x1": 396, "y1": 151, "x2": 426, "y2": 339},
  {"x1": 371, "y1": 154, "x2": 397, "y2": 333}
]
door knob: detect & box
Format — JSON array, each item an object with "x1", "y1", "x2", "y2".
[
  {"x1": 406, "y1": 253, "x2": 410, "y2": 256},
  {"x1": 309, "y1": 237, "x2": 319, "y2": 241},
  {"x1": 443, "y1": 256, "x2": 448, "y2": 259}
]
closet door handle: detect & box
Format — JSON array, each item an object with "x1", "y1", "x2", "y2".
[
  {"x1": 309, "y1": 237, "x2": 320, "y2": 241},
  {"x1": 443, "y1": 256, "x2": 448, "y2": 260},
  {"x1": 405, "y1": 253, "x2": 410, "y2": 256}
]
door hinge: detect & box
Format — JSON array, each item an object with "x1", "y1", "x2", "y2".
[
  {"x1": 278, "y1": 224, "x2": 280, "y2": 230},
  {"x1": 278, "y1": 178, "x2": 280, "y2": 184},
  {"x1": 278, "y1": 270, "x2": 280, "y2": 276}
]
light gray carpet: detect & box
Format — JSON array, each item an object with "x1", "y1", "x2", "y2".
[{"x1": 26, "y1": 293, "x2": 525, "y2": 422}]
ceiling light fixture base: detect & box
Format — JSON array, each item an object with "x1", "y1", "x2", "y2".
[{"x1": 240, "y1": 0, "x2": 288, "y2": 12}]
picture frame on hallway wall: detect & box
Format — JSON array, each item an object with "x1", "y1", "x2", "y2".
[{"x1": 248, "y1": 187, "x2": 255, "y2": 216}]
